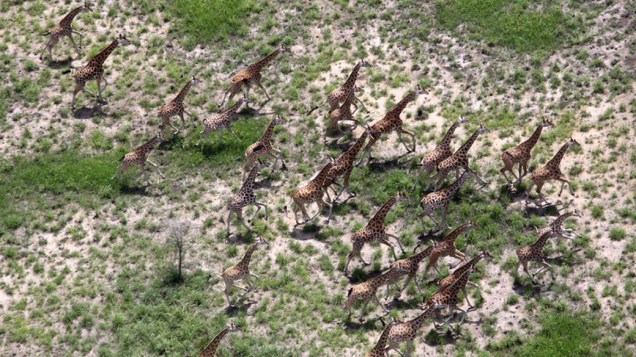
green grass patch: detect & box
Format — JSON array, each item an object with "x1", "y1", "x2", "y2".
[{"x1": 435, "y1": 0, "x2": 580, "y2": 53}]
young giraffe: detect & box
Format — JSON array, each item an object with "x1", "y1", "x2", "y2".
[
  {"x1": 437, "y1": 250, "x2": 493, "y2": 308},
  {"x1": 289, "y1": 160, "x2": 334, "y2": 225},
  {"x1": 343, "y1": 266, "x2": 408, "y2": 319},
  {"x1": 343, "y1": 192, "x2": 408, "y2": 275},
  {"x1": 220, "y1": 237, "x2": 269, "y2": 305},
  {"x1": 308, "y1": 59, "x2": 370, "y2": 115},
  {"x1": 70, "y1": 34, "x2": 132, "y2": 109},
  {"x1": 200, "y1": 99, "x2": 248, "y2": 144},
  {"x1": 244, "y1": 114, "x2": 287, "y2": 176},
  {"x1": 364, "y1": 321, "x2": 395, "y2": 357},
  {"x1": 113, "y1": 133, "x2": 165, "y2": 180},
  {"x1": 325, "y1": 85, "x2": 364, "y2": 135},
  {"x1": 387, "y1": 244, "x2": 436, "y2": 299},
  {"x1": 220, "y1": 44, "x2": 289, "y2": 107},
  {"x1": 419, "y1": 171, "x2": 475, "y2": 230},
  {"x1": 358, "y1": 86, "x2": 425, "y2": 164},
  {"x1": 424, "y1": 265, "x2": 476, "y2": 328},
  {"x1": 40, "y1": 1, "x2": 92, "y2": 61},
  {"x1": 226, "y1": 164, "x2": 268, "y2": 236},
  {"x1": 537, "y1": 210, "x2": 582, "y2": 239},
  {"x1": 527, "y1": 137, "x2": 580, "y2": 202},
  {"x1": 432, "y1": 124, "x2": 490, "y2": 189},
  {"x1": 415, "y1": 116, "x2": 469, "y2": 188},
  {"x1": 322, "y1": 130, "x2": 369, "y2": 205},
  {"x1": 158, "y1": 76, "x2": 201, "y2": 135},
  {"x1": 500, "y1": 118, "x2": 555, "y2": 183},
  {"x1": 424, "y1": 221, "x2": 477, "y2": 275},
  {"x1": 384, "y1": 305, "x2": 442, "y2": 356},
  {"x1": 198, "y1": 323, "x2": 238, "y2": 357}
]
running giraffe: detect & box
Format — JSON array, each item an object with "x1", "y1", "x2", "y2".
[
  {"x1": 198, "y1": 323, "x2": 238, "y2": 357},
  {"x1": 40, "y1": 1, "x2": 92, "y2": 61}
]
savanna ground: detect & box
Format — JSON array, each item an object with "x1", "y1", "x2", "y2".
[{"x1": 0, "y1": 0, "x2": 635, "y2": 356}]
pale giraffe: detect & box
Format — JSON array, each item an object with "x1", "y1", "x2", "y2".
[
  {"x1": 308, "y1": 59, "x2": 370, "y2": 115},
  {"x1": 113, "y1": 133, "x2": 164, "y2": 180},
  {"x1": 226, "y1": 164, "x2": 268, "y2": 236},
  {"x1": 343, "y1": 266, "x2": 408, "y2": 319},
  {"x1": 322, "y1": 130, "x2": 369, "y2": 205},
  {"x1": 437, "y1": 250, "x2": 493, "y2": 308},
  {"x1": 158, "y1": 76, "x2": 201, "y2": 135},
  {"x1": 289, "y1": 159, "x2": 334, "y2": 225},
  {"x1": 200, "y1": 99, "x2": 248, "y2": 144},
  {"x1": 343, "y1": 192, "x2": 408, "y2": 275},
  {"x1": 198, "y1": 323, "x2": 238, "y2": 357},
  {"x1": 40, "y1": 1, "x2": 92, "y2": 61},
  {"x1": 387, "y1": 244, "x2": 436, "y2": 299},
  {"x1": 220, "y1": 44, "x2": 289, "y2": 107},
  {"x1": 358, "y1": 86, "x2": 425, "y2": 164},
  {"x1": 384, "y1": 305, "x2": 442, "y2": 356},
  {"x1": 364, "y1": 321, "x2": 395, "y2": 357},
  {"x1": 220, "y1": 237, "x2": 269, "y2": 305},
  {"x1": 527, "y1": 137, "x2": 580, "y2": 202},
  {"x1": 244, "y1": 114, "x2": 287, "y2": 176},
  {"x1": 432, "y1": 124, "x2": 489, "y2": 189},
  {"x1": 419, "y1": 171, "x2": 475, "y2": 230},
  {"x1": 415, "y1": 116, "x2": 469, "y2": 189},
  {"x1": 70, "y1": 34, "x2": 132, "y2": 109},
  {"x1": 500, "y1": 118, "x2": 554, "y2": 183},
  {"x1": 424, "y1": 221, "x2": 476, "y2": 274}
]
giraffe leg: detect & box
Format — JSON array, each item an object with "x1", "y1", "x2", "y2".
[
  {"x1": 462, "y1": 287, "x2": 473, "y2": 308},
  {"x1": 228, "y1": 127, "x2": 240, "y2": 141},
  {"x1": 236, "y1": 210, "x2": 251, "y2": 232},
  {"x1": 146, "y1": 159, "x2": 165, "y2": 178},
  {"x1": 354, "y1": 95, "x2": 369, "y2": 113},
  {"x1": 374, "y1": 294, "x2": 388, "y2": 312},
  {"x1": 386, "y1": 233, "x2": 404, "y2": 254},
  {"x1": 398, "y1": 128, "x2": 417, "y2": 153},
  {"x1": 439, "y1": 206, "x2": 449, "y2": 230},
  {"x1": 67, "y1": 34, "x2": 79, "y2": 55},
  {"x1": 226, "y1": 211, "x2": 234, "y2": 235},
  {"x1": 72, "y1": 30, "x2": 84, "y2": 50},
  {"x1": 379, "y1": 237, "x2": 398, "y2": 260},
  {"x1": 356, "y1": 136, "x2": 378, "y2": 166},
  {"x1": 178, "y1": 113, "x2": 186, "y2": 132},
  {"x1": 255, "y1": 79, "x2": 271, "y2": 100},
  {"x1": 99, "y1": 77, "x2": 109, "y2": 101},
  {"x1": 253, "y1": 202, "x2": 268, "y2": 221},
  {"x1": 556, "y1": 177, "x2": 572, "y2": 195}
]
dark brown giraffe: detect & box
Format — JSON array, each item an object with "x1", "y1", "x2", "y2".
[
  {"x1": 424, "y1": 221, "x2": 476, "y2": 275},
  {"x1": 527, "y1": 137, "x2": 580, "y2": 202},
  {"x1": 419, "y1": 171, "x2": 475, "y2": 230},
  {"x1": 344, "y1": 192, "x2": 408, "y2": 275},
  {"x1": 387, "y1": 244, "x2": 436, "y2": 299},
  {"x1": 244, "y1": 114, "x2": 287, "y2": 176},
  {"x1": 384, "y1": 305, "x2": 442, "y2": 356},
  {"x1": 220, "y1": 237, "x2": 269, "y2": 305},
  {"x1": 226, "y1": 164, "x2": 268, "y2": 236},
  {"x1": 198, "y1": 323, "x2": 238, "y2": 357},
  {"x1": 40, "y1": 1, "x2": 92, "y2": 61},
  {"x1": 323, "y1": 130, "x2": 369, "y2": 205},
  {"x1": 113, "y1": 133, "x2": 164, "y2": 180},
  {"x1": 343, "y1": 266, "x2": 408, "y2": 319},
  {"x1": 199, "y1": 99, "x2": 248, "y2": 144},
  {"x1": 432, "y1": 124, "x2": 489, "y2": 189},
  {"x1": 415, "y1": 116, "x2": 469, "y2": 188},
  {"x1": 358, "y1": 86, "x2": 425, "y2": 164},
  {"x1": 437, "y1": 250, "x2": 493, "y2": 308},
  {"x1": 289, "y1": 160, "x2": 334, "y2": 225},
  {"x1": 308, "y1": 59, "x2": 370, "y2": 115},
  {"x1": 500, "y1": 118, "x2": 554, "y2": 183},
  {"x1": 364, "y1": 321, "x2": 395, "y2": 357},
  {"x1": 70, "y1": 34, "x2": 132, "y2": 109},
  {"x1": 220, "y1": 44, "x2": 289, "y2": 106},
  {"x1": 158, "y1": 76, "x2": 201, "y2": 135}
]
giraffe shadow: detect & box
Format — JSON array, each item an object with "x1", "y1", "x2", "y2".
[
  {"x1": 423, "y1": 328, "x2": 458, "y2": 346},
  {"x1": 47, "y1": 58, "x2": 73, "y2": 69},
  {"x1": 119, "y1": 184, "x2": 151, "y2": 196},
  {"x1": 224, "y1": 300, "x2": 257, "y2": 315},
  {"x1": 415, "y1": 229, "x2": 445, "y2": 248},
  {"x1": 348, "y1": 268, "x2": 385, "y2": 284},
  {"x1": 511, "y1": 276, "x2": 545, "y2": 296},
  {"x1": 367, "y1": 158, "x2": 404, "y2": 172},
  {"x1": 73, "y1": 104, "x2": 104, "y2": 119},
  {"x1": 342, "y1": 316, "x2": 387, "y2": 331}
]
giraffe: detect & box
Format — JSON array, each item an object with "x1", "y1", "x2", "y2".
[
  {"x1": 387, "y1": 244, "x2": 436, "y2": 299},
  {"x1": 244, "y1": 114, "x2": 287, "y2": 176},
  {"x1": 220, "y1": 237, "x2": 269, "y2": 305},
  {"x1": 113, "y1": 133, "x2": 165, "y2": 180},
  {"x1": 70, "y1": 34, "x2": 132, "y2": 109},
  {"x1": 364, "y1": 321, "x2": 395, "y2": 357},
  {"x1": 500, "y1": 118, "x2": 555, "y2": 183},
  {"x1": 537, "y1": 210, "x2": 582, "y2": 239},
  {"x1": 424, "y1": 221, "x2": 476, "y2": 275},
  {"x1": 158, "y1": 76, "x2": 201, "y2": 135},
  {"x1": 226, "y1": 164, "x2": 268, "y2": 236},
  {"x1": 527, "y1": 137, "x2": 580, "y2": 202},
  {"x1": 437, "y1": 250, "x2": 493, "y2": 308},
  {"x1": 220, "y1": 44, "x2": 289, "y2": 107},
  {"x1": 515, "y1": 230, "x2": 559, "y2": 284},
  {"x1": 200, "y1": 99, "x2": 248, "y2": 144},
  {"x1": 423, "y1": 265, "x2": 475, "y2": 328},
  {"x1": 324, "y1": 85, "x2": 364, "y2": 135},
  {"x1": 289, "y1": 159, "x2": 334, "y2": 225},
  {"x1": 358, "y1": 86, "x2": 425, "y2": 164},
  {"x1": 432, "y1": 124, "x2": 490, "y2": 189},
  {"x1": 343, "y1": 192, "x2": 408, "y2": 275},
  {"x1": 419, "y1": 171, "x2": 475, "y2": 230},
  {"x1": 414, "y1": 116, "x2": 468, "y2": 189},
  {"x1": 198, "y1": 323, "x2": 238, "y2": 357},
  {"x1": 384, "y1": 305, "x2": 442, "y2": 356},
  {"x1": 343, "y1": 266, "x2": 408, "y2": 319},
  {"x1": 308, "y1": 59, "x2": 370, "y2": 115},
  {"x1": 40, "y1": 1, "x2": 92, "y2": 61},
  {"x1": 322, "y1": 130, "x2": 369, "y2": 205}
]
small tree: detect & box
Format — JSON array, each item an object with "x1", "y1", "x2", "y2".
[{"x1": 168, "y1": 220, "x2": 191, "y2": 282}]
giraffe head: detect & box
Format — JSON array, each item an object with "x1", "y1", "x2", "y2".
[
  {"x1": 479, "y1": 250, "x2": 493, "y2": 260},
  {"x1": 457, "y1": 116, "x2": 469, "y2": 125},
  {"x1": 116, "y1": 33, "x2": 132, "y2": 46},
  {"x1": 394, "y1": 191, "x2": 408, "y2": 203},
  {"x1": 566, "y1": 137, "x2": 580, "y2": 149},
  {"x1": 82, "y1": 1, "x2": 93, "y2": 12},
  {"x1": 570, "y1": 209, "x2": 582, "y2": 218},
  {"x1": 272, "y1": 114, "x2": 287, "y2": 126},
  {"x1": 476, "y1": 123, "x2": 490, "y2": 134},
  {"x1": 278, "y1": 43, "x2": 290, "y2": 54},
  {"x1": 226, "y1": 322, "x2": 239, "y2": 332},
  {"x1": 189, "y1": 75, "x2": 202, "y2": 86},
  {"x1": 463, "y1": 220, "x2": 478, "y2": 231},
  {"x1": 359, "y1": 58, "x2": 371, "y2": 68},
  {"x1": 255, "y1": 236, "x2": 270, "y2": 247},
  {"x1": 540, "y1": 118, "x2": 555, "y2": 129},
  {"x1": 155, "y1": 131, "x2": 165, "y2": 143},
  {"x1": 413, "y1": 84, "x2": 426, "y2": 97}
]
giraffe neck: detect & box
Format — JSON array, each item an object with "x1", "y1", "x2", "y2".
[
  {"x1": 371, "y1": 268, "x2": 399, "y2": 287},
  {"x1": 343, "y1": 62, "x2": 362, "y2": 89},
  {"x1": 173, "y1": 81, "x2": 193, "y2": 104},
  {"x1": 249, "y1": 48, "x2": 281, "y2": 71},
  {"x1": 238, "y1": 242, "x2": 259, "y2": 268},
  {"x1": 370, "y1": 323, "x2": 393, "y2": 355},
  {"x1": 531, "y1": 231, "x2": 552, "y2": 250},
  {"x1": 89, "y1": 39, "x2": 120, "y2": 67},
  {"x1": 225, "y1": 100, "x2": 244, "y2": 115},
  {"x1": 369, "y1": 196, "x2": 397, "y2": 225},
  {"x1": 60, "y1": 6, "x2": 83, "y2": 27},
  {"x1": 411, "y1": 245, "x2": 435, "y2": 264},
  {"x1": 310, "y1": 163, "x2": 334, "y2": 188},
  {"x1": 341, "y1": 89, "x2": 356, "y2": 108},
  {"x1": 546, "y1": 142, "x2": 570, "y2": 168},
  {"x1": 551, "y1": 212, "x2": 576, "y2": 231},
  {"x1": 343, "y1": 132, "x2": 368, "y2": 162},
  {"x1": 135, "y1": 136, "x2": 160, "y2": 154},
  {"x1": 387, "y1": 91, "x2": 416, "y2": 117},
  {"x1": 456, "y1": 128, "x2": 481, "y2": 155},
  {"x1": 205, "y1": 327, "x2": 230, "y2": 354},
  {"x1": 520, "y1": 124, "x2": 544, "y2": 150},
  {"x1": 453, "y1": 254, "x2": 483, "y2": 276},
  {"x1": 445, "y1": 173, "x2": 470, "y2": 196},
  {"x1": 258, "y1": 118, "x2": 277, "y2": 144},
  {"x1": 442, "y1": 222, "x2": 473, "y2": 244},
  {"x1": 410, "y1": 305, "x2": 436, "y2": 331},
  {"x1": 241, "y1": 165, "x2": 260, "y2": 192},
  {"x1": 452, "y1": 266, "x2": 472, "y2": 291},
  {"x1": 438, "y1": 120, "x2": 462, "y2": 150}
]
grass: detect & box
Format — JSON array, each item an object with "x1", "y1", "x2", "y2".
[{"x1": 435, "y1": 0, "x2": 580, "y2": 53}]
